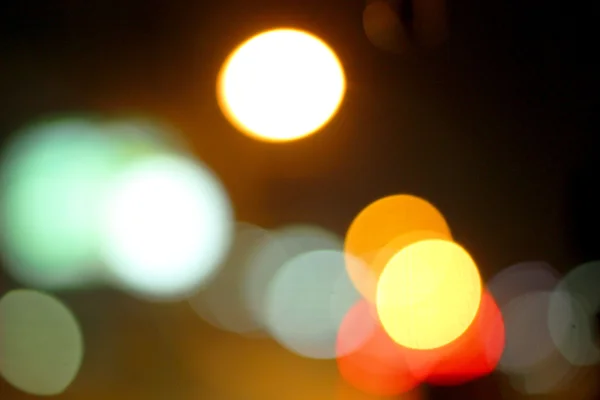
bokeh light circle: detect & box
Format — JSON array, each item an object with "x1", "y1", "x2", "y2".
[
  {"x1": 0, "y1": 117, "x2": 114, "y2": 289},
  {"x1": 99, "y1": 154, "x2": 233, "y2": 300},
  {"x1": 345, "y1": 194, "x2": 451, "y2": 301},
  {"x1": 365, "y1": 230, "x2": 449, "y2": 302},
  {"x1": 242, "y1": 224, "x2": 343, "y2": 331},
  {"x1": 189, "y1": 222, "x2": 270, "y2": 336},
  {"x1": 548, "y1": 260, "x2": 600, "y2": 366},
  {"x1": 0, "y1": 289, "x2": 84, "y2": 396},
  {"x1": 499, "y1": 291, "x2": 561, "y2": 373},
  {"x1": 376, "y1": 239, "x2": 482, "y2": 350},
  {"x1": 425, "y1": 290, "x2": 505, "y2": 386},
  {"x1": 264, "y1": 250, "x2": 362, "y2": 359},
  {"x1": 487, "y1": 261, "x2": 560, "y2": 307},
  {"x1": 336, "y1": 300, "x2": 421, "y2": 396},
  {"x1": 217, "y1": 28, "x2": 346, "y2": 142}
]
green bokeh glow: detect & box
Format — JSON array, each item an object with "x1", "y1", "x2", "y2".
[
  {"x1": 0, "y1": 116, "x2": 176, "y2": 289},
  {"x1": 0, "y1": 289, "x2": 84, "y2": 396},
  {"x1": 0, "y1": 117, "x2": 116, "y2": 289}
]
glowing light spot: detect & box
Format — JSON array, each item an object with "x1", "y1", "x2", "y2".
[
  {"x1": 485, "y1": 262, "x2": 583, "y2": 394},
  {"x1": 189, "y1": 222, "x2": 269, "y2": 336},
  {"x1": 0, "y1": 289, "x2": 84, "y2": 396},
  {"x1": 336, "y1": 300, "x2": 421, "y2": 396},
  {"x1": 424, "y1": 291, "x2": 505, "y2": 386},
  {"x1": 376, "y1": 239, "x2": 482, "y2": 350},
  {"x1": 240, "y1": 232, "x2": 289, "y2": 331},
  {"x1": 217, "y1": 28, "x2": 346, "y2": 142},
  {"x1": 499, "y1": 291, "x2": 561, "y2": 373},
  {"x1": 0, "y1": 117, "x2": 114, "y2": 289},
  {"x1": 392, "y1": 290, "x2": 504, "y2": 384},
  {"x1": 366, "y1": 230, "x2": 448, "y2": 302},
  {"x1": 548, "y1": 260, "x2": 600, "y2": 366},
  {"x1": 242, "y1": 224, "x2": 343, "y2": 330},
  {"x1": 264, "y1": 250, "x2": 363, "y2": 359},
  {"x1": 100, "y1": 154, "x2": 233, "y2": 301},
  {"x1": 345, "y1": 194, "x2": 451, "y2": 301}
]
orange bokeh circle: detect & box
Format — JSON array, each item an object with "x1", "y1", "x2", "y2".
[{"x1": 344, "y1": 195, "x2": 451, "y2": 301}]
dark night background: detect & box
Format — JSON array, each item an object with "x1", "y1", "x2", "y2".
[{"x1": 0, "y1": 0, "x2": 597, "y2": 399}]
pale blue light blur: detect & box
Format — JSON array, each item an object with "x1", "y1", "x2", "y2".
[{"x1": 0, "y1": 117, "x2": 115, "y2": 289}]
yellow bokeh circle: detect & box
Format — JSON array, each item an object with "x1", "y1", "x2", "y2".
[
  {"x1": 217, "y1": 28, "x2": 346, "y2": 142},
  {"x1": 376, "y1": 239, "x2": 482, "y2": 350},
  {"x1": 344, "y1": 194, "x2": 452, "y2": 301}
]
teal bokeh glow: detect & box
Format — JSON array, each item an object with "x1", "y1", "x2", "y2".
[{"x1": 0, "y1": 117, "x2": 116, "y2": 289}]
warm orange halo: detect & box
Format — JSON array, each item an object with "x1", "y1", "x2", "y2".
[
  {"x1": 392, "y1": 290, "x2": 505, "y2": 383},
  {"x1": 336, "y1": 300, "x2": 422, "y2": 396},
  {"x1": 344, "y1": 195, "x2": 451, "y2": 300},
  {"x1": 357, "y1": 230, "x2": 449, "y2": 302},
  {"x1": 425, "y1": 290, "x2": 505, "y2": 385}
]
